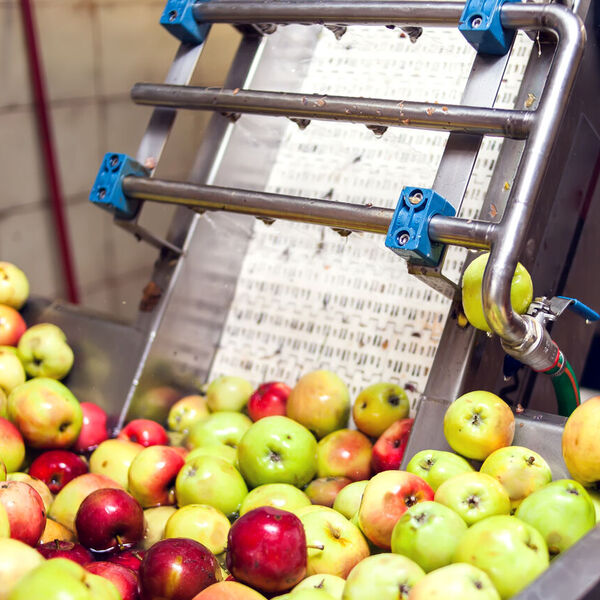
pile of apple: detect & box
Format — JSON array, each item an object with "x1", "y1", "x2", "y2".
[{"x1": 2, "y1": 257, "x2": 600, "y2": 600}]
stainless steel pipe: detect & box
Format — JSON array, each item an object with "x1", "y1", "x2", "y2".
[
  {"x1": 130, "y1": 85, "x2": 531, "y2": 139},
  {"x1": 193, "y1": 1, "x2": 466, "y2": 26}
]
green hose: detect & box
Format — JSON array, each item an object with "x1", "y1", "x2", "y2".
[{"x1": 546, "y1": 351, "x2": 580, "y2": 417}]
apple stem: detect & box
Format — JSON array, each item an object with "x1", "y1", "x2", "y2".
[
  {"x1": 306, "y1": 544, "x2": 325, "y2": 551},
  {"x1": 115, "y1": 534, "x2": 125, "y2": 552}
]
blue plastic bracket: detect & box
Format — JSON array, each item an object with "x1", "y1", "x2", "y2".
[
  {"x1": 160, "y1": 0, "x2": 210, "y2": 45},
  {"x1": 459, "y1": 0, "x2": 519, "y2": 56},
  {"x1": 89, "y1": 153, "x2": 150, "y2": 220},
  {"x1": 385, "y1": 187, "x2": 456, "y2": 267}
]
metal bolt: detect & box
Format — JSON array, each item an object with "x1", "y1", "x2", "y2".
[
  {"x1": 168, "y1": 10, "x2": 178, "y2": 22},
  {"x1": 397, "y1": 232, "x2": 410, "y2": 246},
  {"x1": 109, "y1": 155, "x2": 120, "y2": 168},
  {"x1": 98, "y1": 188, "x2": 106, "y2": 200},
  {"x1": 470, "y1": 16, "x2": 483, "y2": 28},
  {"x1": 408, "y1": 191, "x2": 423, "y2": 205}
]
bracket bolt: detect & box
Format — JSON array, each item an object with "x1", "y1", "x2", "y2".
[
  {"x1": 408, "y1": 191, "x2": 423, "y2": 205},
  {"x1": 98, "y1": 188, "x2": 106, "y2": 200},
  {"x1": 168, "y1": 9, "x2": 178, "y2": 22},
  {"x1": 397, "y1": 231, "x2": 411, "y2": 246},
  {"x1": 470, "y1": 16, "x2": 483, "y2": 28}
]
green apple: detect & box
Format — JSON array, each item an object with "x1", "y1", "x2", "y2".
[
  {"x1": 206, "y1": 376, "x2": 254, "y2": 412},
  {"x1": 237, "y1": 416, "x2": 318, "y2": 488},
  {"x1": 434, "y1": 472, "x2": 510, "y2": 525},
  {"x1": 300, "y1": 507, "x2": 370, "y2": 579},
  {"x1": 141, "y1": 505, "x2": 177, "y2": 550},
  {"x1": 342, "y1": 553, "x2": 425, "y2": 600},
  {"x1": 0, "y1": 461, "x2": 5, "y2": 483},
  {"x1": 406, "y1": 449, "x2": 474, "y2": 491},
  {"x1": 390, "y1": 500, "x2": 467, "y2": 572},
  {"x1": 89, "y1": 439, "x2": 143, "y2": 489},
  {"x1": 275, "y1": 591, "x2": 335, "y2": 600},
  {"x1": 0, "y1": 538, "x2": 45, "y2": 599},
  {"x1": 185, "y1": 444, "x2": 238, "y2": 467},
  {"x1": 286, "y1": 371, "x2": 350, "y2": 439},
  {"x1": 17, "y1": 324, "x2": 74, "y2": 380},
  {"x1": 7, "y1": 378, "x2": 83, "y2": 449},
  {"x1": 461, "y1": 252, "x2": 533, "y2": 332},
  {"x1": 239, "y1": 483, "x2": 311, "y2": 516},
  {"x1": 7, "y1": 473, "x2": 54, "y2": 512},
  {"x1": 165, "y1": 503, "x2": 230, "y2": 554},
  {"x1": 443, "y1": 391, "x2": 514, "y2": 461},
  {"x1": 352, "y1": 383, "x2": 409, "y2": 438},
  {"x1": 409, "y1": 563, "x2": 501, "y2": 600},
  {"x1": 49, "y1": 473, "x2": 122, "y2": 532},
  {"x1": 588, "y1": 489, "x2": 600, "y2": 523},
  {"x1": 453, "y1": 515, "x2": 549, "y2": 599},
  {"x1": 175, "y1": 455, "x2": 248, "y2": 518},
  {"x1": 515, "y1": 479, "x2": 595, "y2": 556},
  {"x1": 0, "y1": 388, "x2": 7, "y2": 419},
  {"x1": 480, "y1": 446, "x2": 552, "y2": 509},
  {"x1": 85, "y1": 572, "x2": 121, "y2": 600},
  {"x1": 332, "y1": 480, "x2": 367, "y2": 519},
  {"x1": 0, "y1": 417, "x2": 25, "y2": 472},
  {"x1": 186, "y1": 411, "x2": 252, "y2": 450},
  {"x1": 0, "y1": 262, "x2": 29, "y2": 310},
  {"x1": 167, "y1": 394, "x2": 210, "y2": 434},
  {"x1": 293, "y1": 575, "x2": 345, "y2": 599},
  {"x1": 0, "y1": 347, "x2": 25, "y2": 395}
]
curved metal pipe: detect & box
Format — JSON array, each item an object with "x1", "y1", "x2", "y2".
[{"x1": 482, "y1": 4, "x2": 585, "y2": 357}]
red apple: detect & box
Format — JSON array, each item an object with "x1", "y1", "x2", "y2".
[
  {"x1": 304, "y1": 476, "x2": 352, "y2": 508},
  {"x1": 139, "y1": 537, "x2": 221, "y2": 600},
  {"x1": 226, "y1": 506, "x2": 307, "y2": 593},
  {"x1": 371, "y1": 418, "x2": 414, "y2": 473},
  {"x1": 85, "y1": 561, "x2": 140, "y2": 600},
  {"x1": 0, "y1": 480, "x2": 46, "y2": 546},
  {"x1": 0, "y1": 416, "x2": 26, "y2": 472},
  {"x1": 0, "y1": 305, "x2": 26, "y2": 346},
  {"x1": 118, "y1": 418, "x2": 169, "y2": 447},
  {"x1": 247, "y1": 382, "x2": 291, "y2": 422},
  {"x1": 107, "y1": 548, "x2": 145, "y2": 573},
  {"x1": 316, "y1": 429, "x2": 372, "y2": 481},
  {"x1": 75, "y1": 488, "x2": 144, "y2": 554},
  {"x1": 36, "y1": 539, "x2": 94, "y2": 565},
  {"x1": 29, "y1": 450, "x2": 89, "y2": 494},
  {"x1": 73, "y1": 402, "x2": 110, "y2": 454}
]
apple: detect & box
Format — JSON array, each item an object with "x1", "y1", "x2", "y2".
[
  {"x1": 405, "y1": 449, "x2": 474, "y2": 491},
  {"x1": 286, "y1": 371, "x2": 350, "y2": 439},
  {"x1": 454, "y1": 515, "x2": 549, "y2": 599},
  {"x1": 75, "y1": 488, "x2": 144, "y2": 554},
  {"x1": 141, "y1": 506, "x2": 177, "y2": 550},
  {"x1": 305, "y1": 477, "x2": 352, "y2": 508},
  {"x1": 191, "y1": 580, "x2": 267, "y2": 600},
  {"x1": 300, "y1": 507, "x2": 369, "y2": 578},
  {"x1": 0, "y1": 388, "x2": 7, "y2": 419},
  {"x1": 85, "y1": 561, "x2": 139, "y2": 600},
  {"x1": 274, "y1": 591, "x2": 335, "y2": 600},
  {"x1": 29, "y1": 450, "x2": 89, "y2": 494},
  {"x1": 352, "y1": 383, "x2": 410, "y2": 438},
  {"x1": 0, "y1": 262, "x2": 29, "y2": 309},
  {"x1": 17, "y1": 324, "x2": 74, "y2": 380},
  {"x1": 226, "y1": 506, "x2": 306, "y2": 593},
  {"x1": 0, "y1": 460, "x2": 5, "y2": 482},
  {"x1": 562, "y1": 395, "x2": 600, "y2": 486},
  {"x1": 332, "y1": 480, "x2": 367, "y2": 519},
  {"x1": 40, "y1": 518, "x2": 77, "y2": 543},
  {"x1": 342, "y1": 553, "x2": 425, "y2": 600},
  {"x1": 107, "y1": 548, "x2": 145, "y2": 572},
  {"x1": 7, "y1": 473, "x2": 54, "y2": 512},
  {"x1": 293, "y1": 574, "x2": 345, "y2": 599},
  {"x1": 434, "y1": 472, "x2": 510, "y2": 525},
  {"x1": 0, "y1": 480, "x2": 46, "y2": 546},
  {"x1": 186, "y1": 411, "x2": 253, "y2": 451},
  {"x1": 0, "y1": 538, "x2": 45, "y2": 599},
  {"x1": 206, "y1": 376, "x2": 254, "y2": 412},
  {"x1": 237, "y1": 416, "x2": 318, "y2": 489},
  {"x1": 515, "y1": 479, "x2": 596, "y2": 556},
  {"x1": 168, "y1": 394, "x2": 210, "y2": 434},
  {"x1": 247, "y1": 382, "x2": 291, "y2": 422},
  {"x1": 0, "y1": 417, "x2": 25, "y2": 472},
  {"x1": 0, "y1": 305, "x2": 26, "y2": 347},
  {"x1": 409, "y1": 563, "x2": 501, "y2": 600},
  {"x1": 316, "y1": 429, "x2": 372, "y2": 481},
  {"x1": 118, "y1": 418, "x2": 169, "y2": 447},
  {"x1": 7, "y1": 378, "x2": 83, "y2": 449},
  {"x1": 0, "y1": 502, "x2": 9, "y2": 538},
  {"x1": 89, "y1": 439, "x2": 143, "y2": 490},
  {"x1": 185, "y1": 444, "x2": 238, "y2": 467},
  {"x1": 461, "y1": 252, "x2": 533, "y2": 332},
  {"x1": 239, "y1": 483, "x2": 311, "y2": 516},
  {"x1": 49, "y1": 472, "x2": 123, "y2": 533},
  {"x1": 443, "y1": 391, "x2": 514, "y2": 460},
  {"x1": 128, "y1": 445, "x2": 184, "y2": 508},
  {"x1": 73, "y1": 402, "x2": 110, "y2": 454},
  {"x1": 589, "y1": 489, "x2": 600, "y2": 522},
  {"x1": 480, "y1": 446, "x2": 552, "y2": 509},
  {"x1": 176, "y1": 455, "x2": 248, "y2": 518},
  {"x1": 0, "y1": 347, "x2": 25, "y2": 395},
  {"x1": 165, "y1": 504, "x2": 230, "y2": 554},
  {"x1": 358, "y1": 470, "x2": 434, "y2": 549},
  {"x1": 139, "y1": 537, "x2": 221, "y2": 599},
  {"x1": 390, "y1": 500, "x2": 467, "y2": 572},
  {"x1": 371, "y1": 418, "x2": 414, "y2": 473},
  {"x1": 36, "y1": 540, "x2": 93, "y2": 565}
]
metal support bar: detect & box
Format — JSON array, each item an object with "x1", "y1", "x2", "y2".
[{"x1": 130, "y1": 85, "x2": 531, "y2": 139}]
